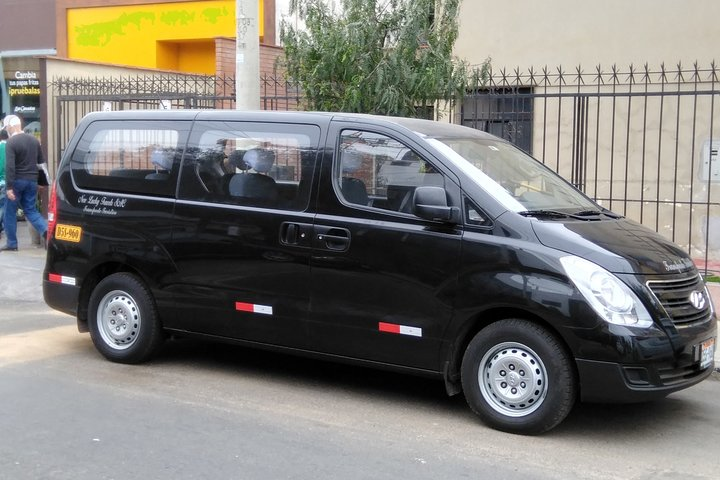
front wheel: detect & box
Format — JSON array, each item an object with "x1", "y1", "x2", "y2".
[
  {"x1": 461, "y1": 319, "x2": 577, "y2": 434},
  {"x1": 88, "y1": 272, "x2": 164, "y2": 364}
]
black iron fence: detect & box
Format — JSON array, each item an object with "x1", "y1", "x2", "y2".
[
  {"x1": 48, "y1": 66, "x2": 720, "y2": 272},
  {"x1": 48, "y1": 74, "x2": 299, "y2": 172},
  {"x1": 462, "y1": 63, "x2": 720, "y2": 273}
]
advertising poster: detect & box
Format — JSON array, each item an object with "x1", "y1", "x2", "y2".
[{"x1": 4, "y1": 70, "x2": 41, "y2": 137}]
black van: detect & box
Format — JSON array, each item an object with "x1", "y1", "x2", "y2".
[{"x1": 44, "y1": 110, "x2": 717, "y2": 434}]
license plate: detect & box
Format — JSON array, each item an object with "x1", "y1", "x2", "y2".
[
  {"x1": 55, "y1": 224, "x2": 82, "y2": 243},
  {"x1": 700, "y1": 338, "x2": 715, "y2": 370}
]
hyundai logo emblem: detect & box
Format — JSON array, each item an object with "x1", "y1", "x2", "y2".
[{"x1": 689, "y1": 291, "x2": 706, "y2": 310}]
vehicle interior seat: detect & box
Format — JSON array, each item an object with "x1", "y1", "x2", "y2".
[
  {"x1": 386, "y1": 185, "x2": 415, "y2": 213},
  {"x1": 145, "y1": 148, "x2": 173, "y2": 181},
  {"x1": 340, "y1": 150, "x2": 369, "y2": 205},
  {"x1": 196, "y1": 149, "x2": 226, "y2": 193},
  {"x1": 228, "y1": 148, "x2": 279, "y2": 205}
]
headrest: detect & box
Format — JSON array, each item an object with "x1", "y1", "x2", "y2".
[
  {"x1": 401, "y1": 149, "x2": 421, "y2": 162},
  {"x1": 341, "y1": 149, "x2": 363, "y2": 173},
  {"x1": 244, "y1": 148, "x2": 275, "y2": 174},
  {"x1": 151, "y1": 149, "x2": 173, "y2": 171},
  {"x1": 228, "y1": 150, "x2": 248, "y2": 170}
]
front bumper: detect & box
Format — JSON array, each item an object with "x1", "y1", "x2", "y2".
[{"x1": 576, "y1": 332, "x2": 716, "y2": 403}]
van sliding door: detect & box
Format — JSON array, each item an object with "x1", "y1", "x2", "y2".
[{"x1": 167, "y1": 120, "x2": 321, "y2": 349}]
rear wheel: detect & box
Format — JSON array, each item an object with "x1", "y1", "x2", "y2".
[
  {"x1": 461, "y1": 319, "x2": 576, "y2": 434},
  {"x1": 88, "y1": 272, "x2": 164, "y2": 364}
]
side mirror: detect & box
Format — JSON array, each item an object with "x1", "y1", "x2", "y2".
[{"x1": 412, "y1": 186, "x2": 460, "y2": 224}]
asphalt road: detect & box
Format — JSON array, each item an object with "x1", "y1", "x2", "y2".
[{"x1": 1, "y1": 298, "x2": 720, "y2": 480}]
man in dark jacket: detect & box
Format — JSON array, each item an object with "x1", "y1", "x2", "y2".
[
  {"x1": 0, "y1": 129, "x2": 8, "y2": 240},
  {"x1": 1, "y1": 115, "x2": 48, "y2": 251}
]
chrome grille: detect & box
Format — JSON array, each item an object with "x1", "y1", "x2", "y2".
[{"x1": 647, "y1": 275, "x2": 712, "y2": 327}]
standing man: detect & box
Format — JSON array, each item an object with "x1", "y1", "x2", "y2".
[
  {"x1": 0, "y1": 129, "x2": 8, "y2": 240},
  {"x1": 1, "y1": 115, "x2": 48, "y2": 251}
]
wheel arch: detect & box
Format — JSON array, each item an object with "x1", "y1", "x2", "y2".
[
  {"x1": 444, "y1": 307, "x2": 577, "y2": 394},
  {"x1": 77, "y1": 261, "x2": 150, "y2": 332}
]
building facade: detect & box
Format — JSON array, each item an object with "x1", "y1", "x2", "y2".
[
  {"x1": 1, "y1": 0, "x2": 281, "y2": 136},
  {"x1": 56, "y1": 0, "x2": 279, "y2": 75},
  {"x1": 454, "y1": 0, "x2": 720, "y2": 71},
  {"x1": 0, "y1": 0, "x2": 57, "y2": 131}
]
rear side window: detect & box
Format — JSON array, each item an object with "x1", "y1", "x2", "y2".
[
  {"x1": 70, "y1": 120, "x2": 190, "y2": 197},
  {"x1": 178, "y1": 121, "x2": 320, "y2": 210}
]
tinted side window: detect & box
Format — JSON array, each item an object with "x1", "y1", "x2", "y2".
[
  {"x1": 178, "y1": 121, "x2": 320, "y2": 211},
  {"x1": 70, "y1": 120, "x2": 189, "y2": 197},
  {"x1": 336, "y1": 130, "x2": 445, "y2": 214}
]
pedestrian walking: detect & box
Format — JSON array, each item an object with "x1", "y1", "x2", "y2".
[
  {"x1": 0, "y1": 129, "x2": 7, "y2": 240},
  {"x1": 1, "y1": 115, "x2": 48, "y2": 251}
]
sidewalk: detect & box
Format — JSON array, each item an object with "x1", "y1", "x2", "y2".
[
  {"x1": 0, "y1": 221, "x2": 47, "y2": 304},
  {"x1": 1, "y1": 223, "x2": 719, "y2": 371}
]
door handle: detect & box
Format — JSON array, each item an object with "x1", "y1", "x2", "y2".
[
  {"x1": 280, "y1": 222, "x2": 313, "y2": 247},
  {"x1": 314, "y1": 226, "x2": 351, "y2": 252}
]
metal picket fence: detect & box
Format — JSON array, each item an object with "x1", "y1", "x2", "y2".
[
  {"x1": 462, "y1": 63, "x2": 720, "y2": 273},
  {"x1": 48, "y1": 65, "x2": 720, "y2": 273}
]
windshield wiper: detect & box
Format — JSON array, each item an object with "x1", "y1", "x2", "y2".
[
  {"x1": 518, "y1": 209, "x2": 600, "y2": 221},
  {"x1": 518, "y1": 209, "x2": 575, "y2": 219},
  {"x1": 574, "y1": 209, "x2": 623, "y2": 219}
]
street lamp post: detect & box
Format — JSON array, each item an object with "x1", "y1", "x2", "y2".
[{"x1": 236, "y1": 0, "x2": 260, "y2": 110}]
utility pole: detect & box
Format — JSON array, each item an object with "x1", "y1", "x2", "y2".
[{"x1": 236, "y1": 0, "x2": 260, "y2": 110}]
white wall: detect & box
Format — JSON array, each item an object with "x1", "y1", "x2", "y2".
[{"x1": 456, "y1": 0, "x2": 720, "y2": 70}]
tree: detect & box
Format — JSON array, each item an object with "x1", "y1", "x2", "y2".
[{"x1": 280, "y1": 0, "x2": 483, "y2": 118}]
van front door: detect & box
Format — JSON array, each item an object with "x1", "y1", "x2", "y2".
[
  {"x1": 308, "y1": 125, "x2": 463, "y2": 371},
  {"x1": 168, "y1": 120, "x2": 321, "y2": 349}
]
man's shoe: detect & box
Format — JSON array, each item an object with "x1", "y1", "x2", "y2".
[{"x1": 0, "y1": 245, "x2": 18, "y2": 252}]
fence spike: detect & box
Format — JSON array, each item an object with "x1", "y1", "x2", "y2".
[
  {"x1": 574, "y1": 65, "x2": 585, "y2": 86},
  {"x1": 626, "y1": 64, "x2": 636, "y2": 85},
  {"x1": 710, "y1": 60, "x2": 718, "y2": 82},
  {"x1": 674, "y1": 62, "x2": 685, "y2": 83}
]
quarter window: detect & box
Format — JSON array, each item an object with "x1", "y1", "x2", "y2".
[{"x1": 70, "y1": 120, "x2": 188, "y2": 197}]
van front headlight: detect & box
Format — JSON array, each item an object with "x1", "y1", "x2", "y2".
[{"x1": 560, "y1": 256, "x2": 653, "y2": 328}]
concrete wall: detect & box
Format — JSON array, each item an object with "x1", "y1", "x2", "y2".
[{"x1": 455, "y1": 0, "x2": 720, "y2": 71}]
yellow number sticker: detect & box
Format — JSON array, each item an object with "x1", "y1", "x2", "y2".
[{"x1": 55, "y1": 224, "x2": 83, "y2": 243}]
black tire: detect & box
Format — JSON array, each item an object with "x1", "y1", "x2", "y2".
[
  {"x1": 88, "y1": 272, "x2": 164, "y2": 364},
  {"x1": 461, "y1": 319, "x2": 577, "y2": 434}
]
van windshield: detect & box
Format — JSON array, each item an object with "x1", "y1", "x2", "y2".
[{"x1": 427, "y1": 137, "x2": 599, "y2": 213}]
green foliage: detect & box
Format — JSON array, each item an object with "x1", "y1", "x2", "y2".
[
  {"x1": 704, "y1": 274, "x2": 720, "y2": 283},
  {"x1": 281, "y1": 0, "x2": 485, "y2": 117}
]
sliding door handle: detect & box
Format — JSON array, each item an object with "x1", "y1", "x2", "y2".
[{"x1": 314, "y1": 226, "x2": 351, "y2": 252}]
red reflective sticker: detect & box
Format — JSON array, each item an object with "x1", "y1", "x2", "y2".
[{"x1": 378, "y1": 322, "x2": 401, "y2": 334}]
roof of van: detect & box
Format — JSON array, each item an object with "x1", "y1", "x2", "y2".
[{"x1": 79, "y1": 109, "x2": 495, "y2": 140}]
